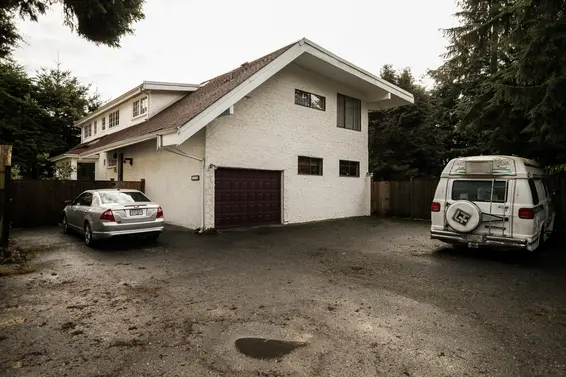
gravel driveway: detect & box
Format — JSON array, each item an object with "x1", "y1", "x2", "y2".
[{"x1": 1, "y1": 218, "x2": 566, "y2": 377}]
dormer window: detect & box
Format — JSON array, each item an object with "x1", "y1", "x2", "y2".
[{"x1": 133, "y1": 97, "x2": 148, "y2": 118}]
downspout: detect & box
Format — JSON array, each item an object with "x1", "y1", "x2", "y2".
[{"x1": 157, "y1": 136, "x2": 206, "y2": 232}]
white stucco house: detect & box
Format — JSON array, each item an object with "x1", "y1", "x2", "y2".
[{"x1": 51, "y1": 38, "x2": 414, "y2": 230}]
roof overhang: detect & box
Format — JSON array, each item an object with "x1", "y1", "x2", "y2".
[
  {"x1": 49, "y1": 153, "x2": 99, "y2": 162},
  {"x1": 161, "y1": 38, "x2": 414, "y2": 147},
  {"x1": 79, "y1": 129, "x2": 177, "y2": 158},
  {"x1": 74, "y1": 81, "x2": 200, "y2": 128}
]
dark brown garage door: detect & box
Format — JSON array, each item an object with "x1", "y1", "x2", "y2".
[{"x1": 215, "y1": 168, "x2": 281, "y2": 229}]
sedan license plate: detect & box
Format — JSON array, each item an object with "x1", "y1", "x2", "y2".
[
  {"x1": 467, "y1": 234, "x2": 483, "y2": 243},
  {"x1": 129, "y1": 209, "x2": 144, "y2": 216}
]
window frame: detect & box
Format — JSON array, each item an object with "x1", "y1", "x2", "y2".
[
  {"x1": 339, "y1": 160, "x2": 360, "y2": 177},
  {"x1": 451, "y1": 180, "x2": 508, "y2": 203},
  {"x1": 294, "y1": 89, "x2": 326, "y2": 111},
  {"x1": 93, "y1": 120, "x2": 97, "y2": 135},
  {"x1": 297, "y1": 156, "x2": 323, "y2": 176},
  {"x1": 133, "y1": 97, "x2": 148, "y2": 118},
  {"x1": 337, "y1": 93, "x2": 362, "y2": 131},
  {"x1": 101, "y1": 117, "x2": 106, "y2": 131},
  {"x1": 528, "y1": 179, "x2": 540, "y2": 205},
  {"x1": 109, "y1": 110, "x2": 120, "y2": 128},
  {"x1": 83, "y1": 124, "x2": 92, "y2": 139}
]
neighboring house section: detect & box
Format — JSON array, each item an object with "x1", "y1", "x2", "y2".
[
  {"x1": 50, "y1": 81, "x2": 198, "y2": 180},
  {"x1": 54, "y1": 38, "x2": 414, "y2": 230}
]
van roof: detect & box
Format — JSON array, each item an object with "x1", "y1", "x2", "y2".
[{"x1": 441, "y1": 155, "x2": 544, "y2": 178}]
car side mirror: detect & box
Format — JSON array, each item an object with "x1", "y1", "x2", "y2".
[{"x1": 64, "y1": 200, "x2": 73, "y2": 206}]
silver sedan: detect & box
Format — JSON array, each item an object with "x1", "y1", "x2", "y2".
[{"x1": 62, "y1": 189, "x2": 165, "y2": 246}]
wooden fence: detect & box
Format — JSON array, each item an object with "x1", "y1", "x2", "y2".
[
  {"x1": 371, "y1": 177, "x2": 566, "y2": 229},
  {"x1": 10, "y1": 179, "x2": 145, "y2": 228}
]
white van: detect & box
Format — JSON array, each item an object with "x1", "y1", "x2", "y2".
[{"x1": 430, "y1": 155, "x2": 555, "y2": 251}]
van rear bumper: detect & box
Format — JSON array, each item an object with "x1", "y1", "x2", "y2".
[{"x1": 430, "y1": 230, "x2": 528, "y2": 249}]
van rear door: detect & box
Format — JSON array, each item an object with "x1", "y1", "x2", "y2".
[{"x1": 446, "y1": 178, "x2": 515, "y2": 237}]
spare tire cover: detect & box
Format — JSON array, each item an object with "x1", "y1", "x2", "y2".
[{"x1": 446, "y1": 201, "x2": 482, "y2": 233}]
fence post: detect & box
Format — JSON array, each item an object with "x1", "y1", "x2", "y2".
[
  {"x1": 0, "y1": 144, "x2": 13, "y2": 254},
  {"x1": 140, "y1": 179, "x2": 146, "y2": 193},
  {"x1": 410, "y1": 176, "x2": 415, "y2": 220}
]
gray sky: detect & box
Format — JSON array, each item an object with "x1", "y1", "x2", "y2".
[{"x1": 14, "y1": 0, "x2": 457, "y2": 101}]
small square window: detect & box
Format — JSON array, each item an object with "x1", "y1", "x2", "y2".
[
  {"x1": 295, "y1": 89, "x2": 326, "y2": 111},
  {"x1": 133, "y1": 97, "x2": 148, "y2": 118},
  {"x1": 298, "y1": 156, "x2": 323, "y2": 176},
  {"x1": 339, "y1": 160, "x2": 360, "y2": 177}
]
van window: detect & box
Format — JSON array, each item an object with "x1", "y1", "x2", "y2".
[
  {"x1": 451, "y1": 180, "x2": 507, "y2": 203},
  {"x1": 528, "y1": 179, "x2": 540, "y2": 205}
]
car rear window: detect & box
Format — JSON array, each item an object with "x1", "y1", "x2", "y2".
[
  {"x1": 451, "y1": 180, "x2": 507, "y2": 203},
  {"x1": 99, "y1": 191, "x2": 150, "y2": 204}
]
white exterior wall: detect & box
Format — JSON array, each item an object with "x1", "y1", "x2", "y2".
[
  {"x1": 149, "y1": 91, "x2": 185, "y2": 117},
  {"x1": 117, "y1": 130, "x2": 205, "y2": 228},
  {"x1": 203, "y1": 63, "x2": 370, "y2": 228}
]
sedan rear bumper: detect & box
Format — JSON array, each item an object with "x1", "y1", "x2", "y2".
[
  {"x1": 430, "y1": 230, "x2": 528, "y2": 249},
  {"x1": 92, "y1": 219, "x2": 164, "y2": 239}
]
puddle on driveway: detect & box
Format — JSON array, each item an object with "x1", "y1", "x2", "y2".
[{"x1": 235, "y1": 337, "x2": 308, "y2": 360}]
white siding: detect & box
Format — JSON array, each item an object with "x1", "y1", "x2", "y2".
[
  {"x1": 118, "y1": 130, "x2": 205, "y2": 228},
  {"x1": 149, "y1": 91, "x2": 185, "y2": 117},
  {"x1": 203, "y1": 63, "x2": 370, "y2": 228}
]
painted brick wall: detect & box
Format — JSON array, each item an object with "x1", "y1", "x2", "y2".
[
  {"x1": 119, "y1": 130, "x2": 205, "y2": 228},
  {"x1": 203, "y1": 63, "x2": 370, "y2": 228}
]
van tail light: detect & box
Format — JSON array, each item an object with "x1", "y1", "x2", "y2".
[
  {"x1": 156, "y1": 206, "x2": 163, "y2": 219},
  {"x1": 100, "y1": 209, "x2": 115, "y2": 222},
  {"x1": 431, "y1": 202, "x2": 441, "y2": 212},
  {"x1": 518, "y1": 208, "x2": 534, "y2": 219}
]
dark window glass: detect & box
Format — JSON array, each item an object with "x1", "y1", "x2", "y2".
[
  {"x1": 339, "y1": 160, "x2": 360, "y2": 177},
  {"x1": 81, "y1": 193, "x2": 93, "y2": 206},
  {"x1": 295, "y1": 89, "x2": 326, "y2": 111},
  {"x1": 298, "y1": 156, "x2": 323, "y2": 176},
  {"x1": 451, "y1": 180, "x2": 507, "y2": 203},
  {"x1": 100, "y1": 191, "x2": 151, "y2": 204},
  {"x1": 337, "y1": 93, "x2": 361, "y2": 131},
  {"x1": 73, "y1": 193, "x2": 86, "y2": 206},
  {"x1": 528, "y1": 179, "x2": 539, "y2": 205}
]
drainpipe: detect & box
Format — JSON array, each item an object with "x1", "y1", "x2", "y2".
[{"x1": 157, "y1": 137, "x2": 205, "y2": 232}]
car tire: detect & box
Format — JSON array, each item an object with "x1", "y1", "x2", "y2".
[
  {"x1": 147, "y1": 232, "x2": 160, "y2": 242},
  {"x1": 84, "y1": 222, "x2": 95, "y2": 247},
  {"x1": 62, "y1": 215, "x2": 70, "y2": 234}
]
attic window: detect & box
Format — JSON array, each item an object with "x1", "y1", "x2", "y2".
[
  {"x1": 295, "y1": 89, "x2": 326, "y2": 111},
  {"x1": 133, "y1": 97, "x2": 148, "y2": 118}
]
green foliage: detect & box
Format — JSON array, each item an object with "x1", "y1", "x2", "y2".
[
  {"x1": 0, "y1": 60, "x2": 100, "y2": 178},
  {"x1": 369, "y1": 66, "x2": 449, "y2": 179},
  {"x1": 53, "y1": 161, "x2": 75, "y2": 180},
  {"x1": 10, "y1": 164, "x2": 22, "y2": 180},
  {"x1": 0, "y1": 0, "x2": 145, "y2": 58}
]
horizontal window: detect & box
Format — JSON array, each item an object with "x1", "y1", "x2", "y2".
[
  {"x1": 337, "y1": 93, "x2": 361, "y2": 131},
  {"x1": 295, "y1": 89, "x2": 326, "y2": 111},
  {"x1": 339, "y1": 160, "x2": 360, "y2": 177},
  {"x1": 451, "y1": 180, "x2": 507, "y2": 203},
  {"x1": 298, "y1": 156, "x2": 323, "y2": 176}
]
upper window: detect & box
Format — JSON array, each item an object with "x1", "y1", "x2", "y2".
[
  {"x1": 83, "y1": 124, "x2": 92, "y2": 139},
  {"x1": 451, "y1": 180, "x2": 507, "y2": 203},
  {"x1": 93, "y1": 120, "x2": 97, "y2": 135},
  {"x1": 298, "y1": 156, "x2": 323, "y2": 176},
  {"x1": 337, "y1": 93, "x2": 361, "y2": 131},
  {"x1": 109, "y1": 110, "x2": 120, "y2": 128},
  {"x1": 295, "y1": 89, "x2": 325, "y2": 111},
  {"x1": 101, "y1": 117, "x2": 106, "y2": 131},
  {"x1": 339, "y1": 160, "x2": 360, "y2": 177},
  {"x1": 133, "y1": 97, "x2": 148, "y2": 118}
]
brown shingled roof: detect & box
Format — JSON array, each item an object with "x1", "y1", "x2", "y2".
[{"x1": 72, "y1": 42, "x2": 296, "y2": 156}]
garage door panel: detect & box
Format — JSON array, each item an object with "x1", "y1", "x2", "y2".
[{"x1": 215, "y1": 168, "x2": 282, "y2": 229}]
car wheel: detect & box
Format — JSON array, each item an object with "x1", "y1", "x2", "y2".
[
  {"x1": 62, "y1": 215, "x2": 70, "y2": 234},
  {"x1": 84, "y1": 222, "x2": 95, "y2": 247},
  {"x1": 147, "y1": 232, "x2": 160, "y2": 242}
]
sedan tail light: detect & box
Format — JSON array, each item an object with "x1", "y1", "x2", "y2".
[
  {"x1": 431, "y1": 202, "x2": 441, "y2": 212},
  {"x1": 156, "y1": 206, "x2": 163, "y2": 219},
  {"x1": 100, "y1": 209, "x2": 115, "y2": 222},
  {"x1": 518, "y1": 208, "x2": 534, "y2": 219}
]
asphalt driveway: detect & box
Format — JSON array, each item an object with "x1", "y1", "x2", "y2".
[{"x1": 1, "y1": 218, "x2": 566, "y2": 377}]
